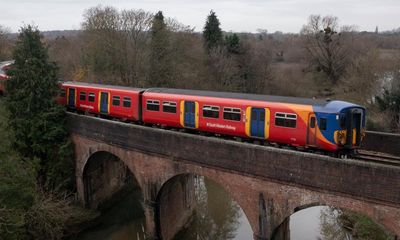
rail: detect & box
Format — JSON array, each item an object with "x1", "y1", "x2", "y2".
[{"x1": 355, "y1": 150, "x2": 400, "y2": 167}]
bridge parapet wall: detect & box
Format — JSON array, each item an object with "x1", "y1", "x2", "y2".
[
  {"x1": 364, "y1": 131, "x2": 400, "y2": 156},
  {"x1": 67, "y1": 113, "x2": 400, "y2": 208}
]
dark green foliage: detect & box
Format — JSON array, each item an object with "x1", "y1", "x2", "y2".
[
  {"x1": 203, "y1": 10, "x2": 223, "y2": 51},
  {"x1": 376, "y1": 88, "x2": 400, "y2": 131},
  {"x1": 5, "y1": 25, "x2": 73, "y2": 190},
  {"x1": 149, "y1": 11, "x2": 172, "y2": 87},
  {"x1": 0, "y1": 157, "x2": 36, "y2": 239},
  {"x1": 0, "y1": 99, "x2": 35, "y2": 239},
  {"x1": 225, "y1": 34, "x2": 241, "y2": 54}
]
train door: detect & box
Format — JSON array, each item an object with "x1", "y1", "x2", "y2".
[
  {"x1": 353, "y1": 111, "x2": 362, "y2": 146},
  {"x1": 99, "y1": 92, "x2": 109, "y2": 114},
  {"x1": 346, "y1": 109, "x2": 363, "y2": 147},
  {"x1": 184, "y1": 101, "x2": 196, "y2": 128},
  {"x1": 246, "y1": 107, "x2": 270, "y2": 139},
  {"x1": 68, "y1": 88, "x2": 76, "y2": 108},
  {"x1": 250, "y1": 108, "x2": 265, "y2": 138},
  {"x1": 307, "y1": 113, "x2": 317, "y2": 146}
]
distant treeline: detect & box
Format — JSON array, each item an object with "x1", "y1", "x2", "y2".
[{"x1": 0, "y1": 7, "x2": 399, "y2": 132}]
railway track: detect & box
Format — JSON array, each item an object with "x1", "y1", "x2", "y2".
[{"x1": 354, "y1": 150, "x2": 400, "y2": 166}]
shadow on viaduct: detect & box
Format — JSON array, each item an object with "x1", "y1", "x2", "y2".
[{"x1": 68, "y1": 113, "x2": 400, "y2": 240}]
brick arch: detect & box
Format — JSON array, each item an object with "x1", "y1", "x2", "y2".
[
  {"x1": 274, "y1": 200, "x2": 399, "y2": 238},
  {"x1": 79, "y1": 148, "x2": 143, "y2": 209},
  {"x1": 77, "y1": 145, "x2": 129, "y2": 179},
  {"x1": 155, "y1": 172, "x2": 254, "y2": 240}
]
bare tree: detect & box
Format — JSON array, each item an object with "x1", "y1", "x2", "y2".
[
  {"x1": 81, "y1": 6, "x2": 124, "y2": 84},
  {"x1": 120, "y1": 9, "x2": 153, "y2": 86},
  {"x1": 0, "y1": 25, "x2": 11, "y2": 61},
  {"x1": 301, "y1": 15, "x2": 350, "y2": 84},
  {"x1": 207, "y1": 47, "x2": 239, "y2": 91}
]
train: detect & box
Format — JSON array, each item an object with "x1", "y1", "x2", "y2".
[
  {"x1": 0, "y1": 61, "x2": 13, "y2": 96},
  {"x1": 59, "y1": 81, "x2": 366, "y2": 157}
]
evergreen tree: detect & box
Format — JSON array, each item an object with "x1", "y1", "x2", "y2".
[
  {"x1": 225, "y1": 33, "x2": 241, "y2": 54},
  {"x1": 5, "y1": 25, "x2": 73, "y2": 190},
  {"x1": 203, "y1": 10, "x2": 223, "y2": 51},
  {"x1": 149, "y1": 11, "x2": 171, "y2": 87}
]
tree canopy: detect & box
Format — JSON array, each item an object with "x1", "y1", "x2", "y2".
[
  {"x1": 203, "y1": 10, "x2": 223, "y2": 51},
  {"x1": 301, "y1": 15, "x2": 349, "y2": 84},
  {"x1": 5, "y1": 25, "x2": 73, "y2": 190},
  {"x1": 149, "y1": 11, "x2": 172, "y2": 87}
]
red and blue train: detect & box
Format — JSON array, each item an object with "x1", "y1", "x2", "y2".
[
  {"x1": 0, "y1": 61, "x2": 13, "y2": 96},
  {"x1": 59, "y1": 81, "x2": 366, "y2": 157}
]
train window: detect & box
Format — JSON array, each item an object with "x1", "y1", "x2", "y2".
[
  {"x1": 60, "y1": 89, "x2": 66, "y2": 97},
  {"x1": 123, "y1": 97, "x2": 131, "y2": 108},
  {"x1": 79, "y1": 91, "x2": 86, "y2": 101},
  {"x1": 163, "y1": 101, "x2": 176, "y2": 113},
  {"x1": 223, "y1": 107, "x2": 241, "y2": 121},
  {"x1": 276, "y1": 113, "x2": 286, "y2": 118},
  {"x1": 275, "y1": 112, "x2": 297, "y2": 128},
  {"x1": 203, "y1": 105, "x2": 220, "y2": 118},
  {"x1": 319, "y1": 118, "x2": 327, "y2": 130},
  {"x1": 88, "y1": 93, "x2": 95, "y2": 102},
  {"x1": 340, "y1": 115, "x2": 346, "y2": 128},
  {"x1": 112, "y1": 96, "x2": 120, "y2": 106},
  {"x1": 147, "y1": 100, "x2": 160, "y2": 111}
]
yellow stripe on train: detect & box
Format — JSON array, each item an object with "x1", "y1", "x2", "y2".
[
  {"x1": 245, "y1": 107, "x2": 251, "y2": 137},
  {"x1": 264, "y1": 108, "x2": 270, "y2": 140},
  {"x1": 195, "y1": 101, "x2": 199, "y2": 129},
  {"x1": 180, "y1": 100, "x2": 184, "y2": 127}
]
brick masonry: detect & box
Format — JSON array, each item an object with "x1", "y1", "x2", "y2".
[
  {"x1": 364, "y1": 131, "x2": 400, "y2": 156},
  {"x1": 68, "y1": 113, "x2": 400, "y2": 239}
]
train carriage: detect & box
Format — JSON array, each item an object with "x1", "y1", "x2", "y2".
[
  {"x1": 142, "y1": 88, "x2": 366, "y2": 155},
  {"x1": 59, "y1": 82, "x2": 144, "y2": 121}
]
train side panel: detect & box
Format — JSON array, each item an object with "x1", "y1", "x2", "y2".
[
  {"x1": 60, "y1": 83, "x2": 141, "y2": 121},
  {"x1": 141, "y1": 92, "x2": 182, "y2": 127},
  {"x1": 142, "y1": 92, "x2": 321, "y2": 149}
]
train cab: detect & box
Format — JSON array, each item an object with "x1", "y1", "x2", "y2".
[
  {"x1": 337, "y1": 106, "x2": 366, "y2": 150},
  {"x1": 313, "y1": 101, "x2": 366, "y2": 157}
]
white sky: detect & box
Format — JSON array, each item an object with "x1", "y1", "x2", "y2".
[{"x1": 1, "y1": 0, "x2": 399, "y2": 33}]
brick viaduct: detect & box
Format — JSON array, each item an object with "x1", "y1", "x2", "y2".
[{"x1": 68, "y1": 113, "x2": 400, "y2": 240}]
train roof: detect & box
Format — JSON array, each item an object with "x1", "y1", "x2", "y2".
[
  {"x1": 146, "y1": 88, "x2": 364, "y2": 113},
  {"x1": 62, "y1": 82, "x2": 364, "y2": 113},
  {"x1": 62, "y1": 81, "x2": 145, "y2": 92},
  {"x1": 0, "y1": 60, "x2": 13, "y2": 76},
  {"x1": 146, "y1": 88, "x2": 332, "y2": 106}
]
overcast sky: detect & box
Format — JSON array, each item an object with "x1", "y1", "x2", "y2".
[{"x1": 1, "y1": 0, "x2": 399, "y2": 33}]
